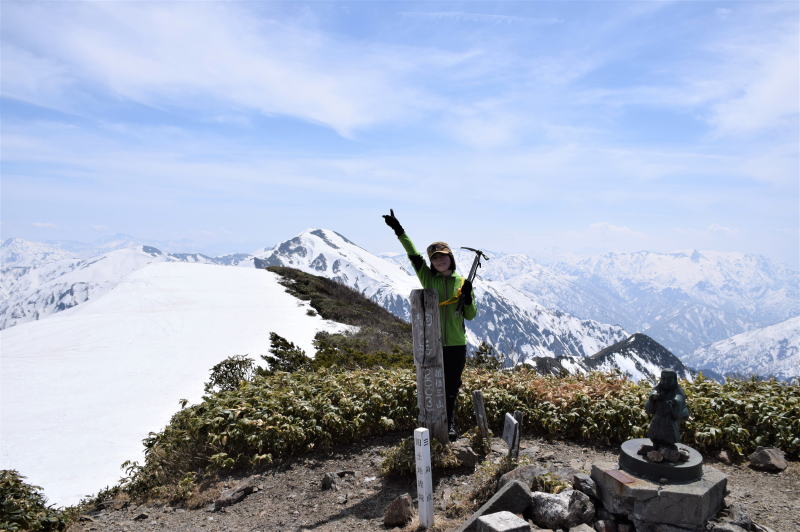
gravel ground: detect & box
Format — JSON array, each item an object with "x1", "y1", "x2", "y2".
[{"x1": 67, "y1": 435, "x2": 799, "y2": 532}]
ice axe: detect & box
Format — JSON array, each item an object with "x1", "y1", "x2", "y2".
[{"x1": 457, "y1": 247, "x2": 489, "y2": 313}]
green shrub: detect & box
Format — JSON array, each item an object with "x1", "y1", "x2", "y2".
[
  {"x1": 119, "y1": 368, "x2": 799, "y2": 501},
  {"x1": 204, "y1": 355, "x2": 256, "y2": 394},
  {"x1": 466, "y1": 341, "x2": 501, "y2": 370},
  {"x1": 0, "y1": 470, "x2": 66, "y2": 531},
  {"x1": 312, "y1": 331, "x2": 413, "y2": 370},
  {"x1": 259, "y1": 333, "x2": 312, "y2": 375},
  {"x1": 122, "y1": 368, "x2": 418, "y2": 498}
]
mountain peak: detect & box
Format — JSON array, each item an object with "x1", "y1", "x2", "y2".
[{"x1": 586, "y1": 333, "x2": 693, "y2": 382}]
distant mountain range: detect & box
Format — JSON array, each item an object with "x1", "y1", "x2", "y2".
[
  {"x1": 2, "y1": 232, "x2": 798, "y2": 380},
  {"x1": 684, "y1": 316, "x2": 800, "y2": 381}
]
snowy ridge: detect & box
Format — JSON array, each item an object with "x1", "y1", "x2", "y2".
[
  {"x1": 522, "y1": 333, "x2": 693, "y2": 383},
  {"x1": 258, "y1": 229, "x2": 628, "y2": 362},
  {"x1": 0, "y1": 239, "x2": 255, "y2": 329},
  {"x1": 1, "y1": 244, "x2": 174, "y2": 329},
  {"x1": 685, "y1": 316, "x2": 800, "y2": 380},
  {"x1": 0, "y1": 261, "x2": 352, "y2": 506},
  {"x1": 255, "y1": 229, "x2": 421, "y2": 320}
]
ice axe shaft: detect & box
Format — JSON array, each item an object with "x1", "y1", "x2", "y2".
[{"x1": 457, "y1": 246, "x2": 489, "y2": 312}]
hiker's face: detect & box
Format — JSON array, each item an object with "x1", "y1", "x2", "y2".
[{"x1": 431, "y1": 254, "x2": 452, "y2": 273}]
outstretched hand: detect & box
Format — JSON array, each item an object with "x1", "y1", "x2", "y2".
[
  {"x1": 382, "y1": 209, "x2": 404, "y2": 236},
  {"x1": 461, "y1": 279, "x2": 473, "y2": 304}
]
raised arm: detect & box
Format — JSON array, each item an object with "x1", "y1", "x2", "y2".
[{"x1": 383, "y1": 209, "x2": 433, "y2": 287}]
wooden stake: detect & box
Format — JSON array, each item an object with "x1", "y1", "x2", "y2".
[{"x1": 410, "y1": 289, "x2": 448, "y2": 445}]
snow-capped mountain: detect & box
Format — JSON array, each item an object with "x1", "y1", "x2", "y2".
[
  {"x1": 0, "y1": 239, "x2": 254, "y2": 329},
  {"x1": 583, "y1": 333, "x2": 693, "y2": 382},
  {"x1": 0, "y1": 261, "x2": 352, "y2": 506},
  {"x1": 452, "y1": 249, "x2": 798, "y2": 359},
  {"x1": 685, "y1": 316, "x2": 800, "y2": 380},
  {"x1": 256, "y1": 229, "x2": 628, "y2": 363},
  {"x1": 522, "y1": 333, "x2": 693, "y2": 383}
]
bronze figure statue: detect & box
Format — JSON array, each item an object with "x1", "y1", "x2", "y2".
[{"x1": 639, "y1": 369, "x2": 690, "y2": 463}]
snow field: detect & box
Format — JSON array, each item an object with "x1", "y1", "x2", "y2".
[{"x1": 0, "y1": 262, "x2": 352, "y2": 506}]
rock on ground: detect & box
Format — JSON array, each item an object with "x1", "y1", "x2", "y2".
[
  {"x1": 748, "y1": 447, "x2": 787, "y2": 472},
  {"x1": 528, "y1": 489, "x2": 594, "y2": 530}
]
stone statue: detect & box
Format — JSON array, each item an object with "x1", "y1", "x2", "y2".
[{"x1": 640, "y1": 369, "x2": 690, "y2": 463}]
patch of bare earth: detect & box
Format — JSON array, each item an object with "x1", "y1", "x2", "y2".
[{"x1": 67, "y1": 435, "x2": 799, "y2": 532}]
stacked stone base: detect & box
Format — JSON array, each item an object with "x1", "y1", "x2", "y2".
[{"x1": 591, "y1": 462, "x2": 727, "y2": 532}]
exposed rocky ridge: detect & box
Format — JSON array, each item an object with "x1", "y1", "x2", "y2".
[{"x1": 64, "y1": 435, "x2": 800, "y2": 532}]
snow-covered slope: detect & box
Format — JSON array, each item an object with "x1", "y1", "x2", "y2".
[
  {"x1": 522, "y1": 333, "x2": 693, "y2": 383},
  {"x1": 0, "y1": 239, "x2": 255, "y2": 330},
  {"x1": 685, "y1": 316, "x2": 800, "y2": 380},
  {"x1": 0, "y1": 262, "x2": 351, "y2": 506},
  {"x1": 1, "y1": 243, "x2": 174, "y2": 329},
  {"x1": 255, "y1": 229, "x2": 421, "y2": 320},
  {"x1": 583, "y1": 333, "x2": 693, "y2": 382},
  {"x1": 257, "y1": 229, "x2": 628, "y2": 363}
]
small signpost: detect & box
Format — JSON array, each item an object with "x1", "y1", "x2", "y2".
[
  {"x1": 414, "y1": 427, "x2": 434, "y2": 528},
  {"x1": 472, "y1": 390, "x2": 489, "y2": 441},
  {"x1": 502, "y1": 412, "x2": 520, "y2": 459},
  {"x1": 410, "y1": 289, "x2": 448, "y2": 444}
]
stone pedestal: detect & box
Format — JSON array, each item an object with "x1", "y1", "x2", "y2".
[
  {"x1": 619, "y1": 438, "x2": 703, "y2": 483},
  {"x1": 591, "y1": 463, "x2": 727, "y2": 532}
]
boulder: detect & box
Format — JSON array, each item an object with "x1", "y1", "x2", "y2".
[
  {"x1": 528, "y1": 489, "x2": 594, "y2": 530},
  {"x1": 452, "y1": 440, "x2": 481, "y2": 468},
  {"x1": 747, "y1": 447, "x2": 787, "y2": 472},
  {"x1": 214, "y1": 478, "x2": 258, "y2": 511},
  {"x1": 569, "y1": 524, "x2": 595, "y2": 532},
  {"x1": 457, "y1": 480, "x2": 532, "y2": 532},
  {"x1": 476, "y1": 511, "x2": 531, "y2": 532},
  {"x1": 571, "y1": 473, "x2": 598, "y2": 500},
  {"x1": 384, "y1": 493, "x2": 414, "y2": 528},
  {"x1": 498, "y1": 465, "x2": 549, "y2": 490}
]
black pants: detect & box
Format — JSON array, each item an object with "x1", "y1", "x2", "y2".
[{"x1": 443, "y1": 345, "x2": 467, "y2": 424}]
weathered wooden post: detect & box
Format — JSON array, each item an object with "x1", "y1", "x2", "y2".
[
  {"x1": 472, "y1": 390, "x2": 489, "y2": 441},
  {"x1": 414, "y1": 427, "x2": 434, "y2": 528},
  {"x1": 410, "y1": 289, "x2": 448, "y2": 444}
]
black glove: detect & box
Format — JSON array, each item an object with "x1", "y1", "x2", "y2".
[
  {"x1": 382, "y1": 209, "x2": 405, "y2": 236},
  {"x1": 461, "y1": 279, "x2": 473, "y2": 305}
]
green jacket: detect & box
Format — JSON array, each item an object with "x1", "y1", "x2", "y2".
[{"x1": 398, "y1": 233, "x2": 477, "y2": 346}]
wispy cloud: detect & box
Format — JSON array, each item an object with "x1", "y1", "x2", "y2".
[
  {"x1": 0, "y1": 3, "x2": 462, "y2": 136},
  {"x1": 32, "y1": 222, "x2": 57, "y2": 229}
]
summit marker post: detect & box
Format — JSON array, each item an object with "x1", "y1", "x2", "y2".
[
  {"x1": 414, "y1": 427, "x2": 434, "y2": 528},
  {"x1": 410, "y1": 288, "x2": 448, "y2": 445}
]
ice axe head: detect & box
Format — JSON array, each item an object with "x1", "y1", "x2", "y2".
[
  {"x1": 461, "y1": 247, "x2": 490, "y2": 262},
  {"x1": 460, "y1": 246, "x2": 489, "y2": 282}
]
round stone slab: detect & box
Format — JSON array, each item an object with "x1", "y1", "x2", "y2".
[{"x1": 619, "y1": 438, "x2": 703, "y2": 482}]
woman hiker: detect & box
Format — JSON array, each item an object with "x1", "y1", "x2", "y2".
[{"x1": 383, "y1": 209, "x2": 477, "y2": 441}]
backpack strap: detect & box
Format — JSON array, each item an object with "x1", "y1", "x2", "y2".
[{"x1": 438, "y1": 277, "x2": 465, "y2": 307}]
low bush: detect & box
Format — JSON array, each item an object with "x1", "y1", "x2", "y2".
[
  {"x1": 0, "y1": 470, "x2": 66, "y2": 531},
  {"x1": 119, "y1": 367, "x2": 799, "y2": 502},
  {"x1": 204, "y1": 355, "x2": 256, "y2": 394}
]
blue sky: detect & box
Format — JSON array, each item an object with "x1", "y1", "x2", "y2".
[{"x1": 1, "y1": 1, "x2": 798, "y2": 267}]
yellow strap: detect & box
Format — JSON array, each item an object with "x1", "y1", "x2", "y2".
[{"x1": 439, "y1": 278, "x2": 465, "y2": 307}]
